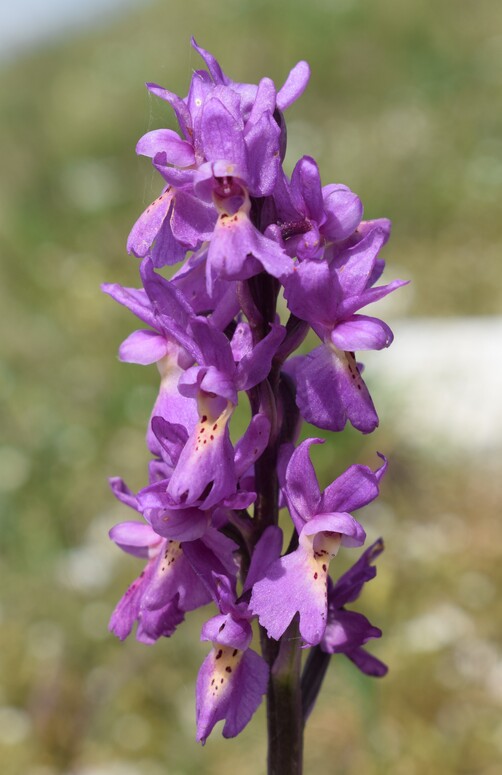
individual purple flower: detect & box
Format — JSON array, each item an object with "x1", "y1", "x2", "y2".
[
  {"x1": 320, "y1": 538, "x2": 388, "y2": 676},
  {"x1": 164, "y1": 316, "x2": 285, "y2": 509},
  {"x1": 102, "y1": 264, "x2": 200, "y2": 456},
  {"x1": 194, "y1": 179, "x2": 294, "y2": 293},
  {"x1": 108, "y1": 520, "x2": 184, "y2": 644},
  {"x1": 268, "y1": 156, "x2": 363, "y2": 260},
  {"x1": 126, "y1": 39, "x2": 310, "y2": 269},
  {"x1": 283, "y1": 224, "x2": 407, "y2": 432},
  {"x1": 250, "y1": 439, "x2": 386, "y2": 645},
  {"x1": 127, "y1": 185, "x2": 217, "y2": 268},
  {"x1": 107, "y1": 481, "x2": 239, "y2": 643},
  {"x1": 195, "y1": 569, "x2": 270, "y2": 743}
]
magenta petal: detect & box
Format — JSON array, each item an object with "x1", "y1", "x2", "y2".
[
  {"x1": 147, "y1": 378, "x2": 198, "y2": 458},
  {"x1": 284, "y1": 438, "x2": 322, "y2": 529},
  {"x1": 150, "y1": 215, "x2": 187, "y2": 268},
  {"x1": 244, "y1": 110, "x2": 280, "y2": 196},
  {"x1": 171, "y1": 190, "x2": 217, "y2": 246},
  {"x1": 345, "y1": 647, "x2": 388, "y2": 677},
  {"x1": 333, "y1": 226, "x2": 387, "y2": 298},
  {"x1": 191, "y1": 37, "x2": 228, "y2": 85},
  {"x1": 199, "y1": 366, "x2": 238, "y2": 406},
  {"x1": 321, "y1": 609, "x2": 381, "y2": 652},
  {"x1": 146, "y1": 82, "x2": 192, "y2": 140},
  {"x1": 276, "y1": 60, "x2": 310, "y2": 110},
  {"x1": 136, "y1": 129, "x2": 195, "y2": 167},
  {"x1": 196, "y1": 645, "x2": 266, "y2": 744},
  {"x1": 234, "y1": 413, "x2": 271, "y2": 479},
  {"x1": 147, "y1": 505, "x2": 209, "y2": 542},
  {"x1": 101, "y1": 283, "x2": 154, "y2": 329},
  {"x1": 167, "y1": 409, "x2": 237, "y2": 509},
  {"x1": 201, "y1": 614, "x2": 252, "y2": 651},
  {"x1": 109, "y1": 521, "x2": 160, "y2": 558},
  {"x1": 247, "y1": 77, "x2": 276, "y2": 125},
  {"x1": 243, "y1": 525, "x2": 283, "y2": 592},
  {"x1": 290, "y1": 156, "x2": 324, "y2": 222},
  {"x1": 230, "y1": 321, "x2": 253, "y2": 362},
  {"x1": 236, "y1": 321, "x2": 286, "y2": 391},
  {"x1": 136, "y1": 598, "x2": 184, "y2": 644},
  {"x1": 320, "y1": 464, "x2": 380, "y2": 515},
  {"x1": 141, "y1": 542, "x2": 211, "y2": 613},
  {"x1": 342, "y1": 278, "x2": 409, "y2": 317},
  {"x1": 126, "y1": 190, "x2": 173, "y2": 257},
  {"x1": 250, "y1": 547, "x2": 328, "y2": 645},
  {"x1": 301, "y1": 512, "x2": 366, "y2": 548},
  {"x1": 109, "y1": 569, "x2": 149, "y2": 641},
  {"x1": 109, "y1": 477, "x2": 139, "y2": 510},
  {"x1": 330, "y1": 315, "x2": 394, "y2": 351},
  {"x1": 208, "y1": 210, "x2": 293, "y2": 285},
  {"x1": 201, "y1": 96, "x2": 247, "y2": 171},
  {"x1": 292, "y1": 345, "x2": 379, "y2": 434},
  {"x1": 322, "y1": 184, "x2": 363, "y2": 241},
  {"x1": 223, "y1": 649, "x2": 268, "y2": 738},
  {"x1": 118, "y1": 330, "x2": 168, "y2": 365},
  {"x1": 284, "y1": 258, "x2": 341, "y2": 327}
]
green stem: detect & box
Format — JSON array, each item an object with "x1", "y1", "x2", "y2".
[{"x1": 263, "y1": 620, "x2": 304, "y2": 775}]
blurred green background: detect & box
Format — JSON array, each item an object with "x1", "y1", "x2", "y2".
[{"x1": 1, "y1": 1, "x2": 502, "y2": 773}]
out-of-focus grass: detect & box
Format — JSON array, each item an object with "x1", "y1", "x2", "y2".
[{"x1": 1, "y1": 1, "x2": 502, "y2": 773}]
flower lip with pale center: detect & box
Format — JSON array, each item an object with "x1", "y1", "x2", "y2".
[{"x1": 312, "y1": 530, "x2": 342, "y2": 559}]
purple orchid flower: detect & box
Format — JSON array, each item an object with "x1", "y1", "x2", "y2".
[
  {"x1": 126, "y1": 39, "x2": 310, "y2": 269},
  {"x1": 107, "y1": 478, "x2": 239, "y2": 643},
  {"x1": 194, "y1": 176, "x2": 293, "y2": 293},
  {"x1": 163, "y1": 316, "x2": 285, "y2": 509},
  {"x1": 250, "y1": 439, "x2": 386, "y2": 645},
  {"x1": 195, "y1": 573, "x2": 269, "y2": 744},
  {"x1": 267, "y1": 156, "x2": 363, "y2": 260},
  {"x1": 321, "y1": 538, "x2": 388, "y2": 676},
  {"x1": 193, "y1": 526, "x2": 281, "y2": 743},
  {"x1": 283, "y1": 224, "x2": 407, "y2": 433},
  {"x1": 102, "y1": 263, "x2": 200, "y2": 456},
  {"x1": 138, "y1": 411, "x2": 270, "y2": 519}
]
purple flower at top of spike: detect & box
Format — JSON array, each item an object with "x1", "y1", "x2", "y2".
[
  {"x1": 320, "y1": 539, "x2": 388, "y2": 677},
  {"x1": 250, "y1": 439, "x2": 386, "y2": 645},
  {"x1": 126, "y1": 39, "x2": 310, "y2": 268}
]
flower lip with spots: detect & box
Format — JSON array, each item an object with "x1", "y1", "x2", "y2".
[{"x1": 250, "y1": 439, "x2": 386, "y2": 645}]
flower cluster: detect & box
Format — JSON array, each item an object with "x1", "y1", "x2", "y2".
[{"x1": 105, "y1": 39, "x2": 404, "y2": 744}]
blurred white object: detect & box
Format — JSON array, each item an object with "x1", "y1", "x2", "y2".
[{"x1": 365, "y1": 317, "x2": 502, "y2": 454}]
